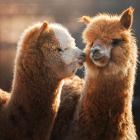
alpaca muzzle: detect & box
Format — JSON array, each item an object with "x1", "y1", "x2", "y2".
[
  {"x1": 90, "y1": 45, "x2": 105, "y2": 60},
  {"x1": 90, "y1": 44, "x2": 111, "y2": 67}
]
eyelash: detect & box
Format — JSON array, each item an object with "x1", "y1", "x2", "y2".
[{"x1": 111, "y1": 39, "x2": 124, "y2": 47}]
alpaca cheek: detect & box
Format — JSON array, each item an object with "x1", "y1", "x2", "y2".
[{"x1": 61, "y1": 47, "x2": 82, "y2": 65}]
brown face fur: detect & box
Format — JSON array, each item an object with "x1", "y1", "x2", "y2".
[{"x1": 80, "y1": 7, "x2": 137, "y2": 77}]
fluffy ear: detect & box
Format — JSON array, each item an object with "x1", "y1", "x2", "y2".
[
  {"x1": 120, "y1": 7, "x2": 134, "y2": 29},
  {"x1": 79, "y1": 16, "x2": 92, "y2": 25},
  {"x1": 37, "y1": 21, "x2": 49, "y2": 39}
]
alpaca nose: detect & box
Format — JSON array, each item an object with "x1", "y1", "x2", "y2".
[{"x1": 91, "y1": 45, "x2": 104, "y2": 60}]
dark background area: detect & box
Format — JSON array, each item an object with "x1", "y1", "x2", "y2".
[{"x1": 0, "y1": 0, "x2": 139, "y2": 138}]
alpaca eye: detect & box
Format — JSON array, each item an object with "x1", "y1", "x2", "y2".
[
  {"x1": 64, "y1": 48, "x2": 68, "y2": 51},
  {"x1": 111, "y1": 39, "x2": 123, "y2": 47},
  {"x1": 57, "y1": 48, "x2": 63, "y2": 52}
]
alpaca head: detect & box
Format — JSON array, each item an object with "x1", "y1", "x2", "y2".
[
  {"x1": 17, "y1": 21, "x2": 85, "y2": 79},
  {"x1": 80, "y1": 7, "x2": 137, "y2": 76}
]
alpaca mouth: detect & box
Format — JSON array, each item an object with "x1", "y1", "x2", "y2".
[
  {"x1": 93, "y1": 53, "x2": 105, "y2": 60},
  {"x1": 90, "y1": 53, "x2": 109, "y2": 67},
  {"x1": 78, "y1": 53, "x2": 86, "y2": 66},
  {"x1": 90, "y1": 45, "x2": 110, "y2": 67}
]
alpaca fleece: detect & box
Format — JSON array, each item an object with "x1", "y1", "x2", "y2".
[
  {"x1": 0, "y1": 21, "x2": 84, "y2": 140},
  {"x1": 51, "y1": 7, "x2": 137, "y2": 140}
]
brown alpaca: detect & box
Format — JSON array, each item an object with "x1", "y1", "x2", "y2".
[
  {"x1": 0, "y1": 21, "x2": 85, "y2": 140},
  {"x1": 51, "y1": 7, "x2": 137, "y2": 140}
]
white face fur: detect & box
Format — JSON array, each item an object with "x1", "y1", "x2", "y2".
[{"x1": 50, "y1": 23, "x2": 83, "y2": 67}]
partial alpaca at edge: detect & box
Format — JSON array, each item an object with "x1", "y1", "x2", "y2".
[
  {"x1": 0, "y1": 21, "x2": 85, "y2": 140},
  {"x1": 51, "y1": 7, "x2": 137, "y2": 140}
]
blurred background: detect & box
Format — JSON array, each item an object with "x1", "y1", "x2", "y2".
[{"x1": 0, "y1": 0, "x2": 140, "y2": 138}]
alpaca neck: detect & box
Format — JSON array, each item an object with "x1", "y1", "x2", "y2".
[
  {"x1": 6, "y1": 61, "x2": 63, "y2": 139},
  {"x1": 78, "y1": 69, "x2": 136, "y2": 139}
]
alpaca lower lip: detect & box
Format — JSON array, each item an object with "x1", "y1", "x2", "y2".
[
  {"x1": 92, "y1": 57, "x2": 109, "y2": 67},
  {"x1": 93, "y1": 54, "x2": 104, "y2": 60}
]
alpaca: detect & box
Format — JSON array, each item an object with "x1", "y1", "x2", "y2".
[
  {"x1": 0, "y1": 21, "x2": 85, "y2": 140},
  {"x1": 51, "y1": 7, "x2": 137, "y2": 140}
]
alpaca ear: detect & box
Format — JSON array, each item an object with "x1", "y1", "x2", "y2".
[
  {"x1": 79, "y1": 16, "x2": 92, "y2": 25},
  {"x1": 120, "y1": 7, "x2": 134, "y2": 29},
  {"x1": 37, "y1": 21, "x2": 49, "y2": 39}
]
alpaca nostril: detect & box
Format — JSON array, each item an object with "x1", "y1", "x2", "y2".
[{"x1": 93, "y1": 49, "x2": 100, "y2": 55}]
